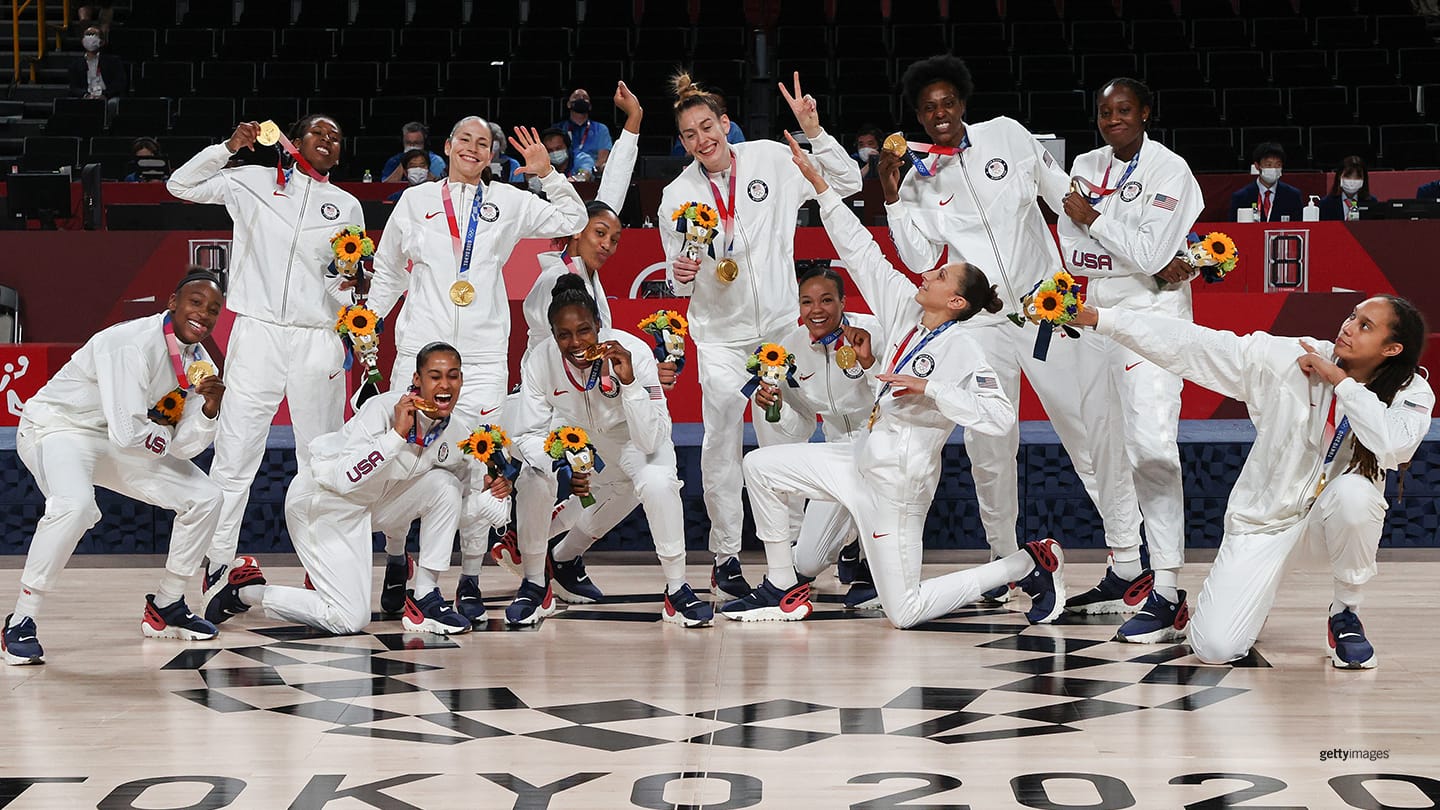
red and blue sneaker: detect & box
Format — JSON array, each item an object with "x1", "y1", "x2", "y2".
[
  {"x1": 719, "y1": 578, "x2": 813, "y2": 622},
  {"x1": 380, "y1": 553, "x2": 414, "y2": 616},
  {"x1": 843, "y1": 557, "x2": 881, "y2": 609},
  {"x1": 402, "y1": 588, "x2": 471, "y2": 635},
  {"x1": 550, "y1": 552, "x2": 604, "y2": 604},
  {"x1": 1115, "y1": 589, "x2": 1189, "y2": 644},
  {"x1": 1017, "y1": 539, "x2": 1067, "y2": 624},
  {"x1": 455, "y1": 574, "x2": 487, "y2": 623},
  {"x1": 662, "y1": 583, "x2": 714, "y2": 627},
  {"x1": 142, "y1": 594, "x2": 219, "y2": 640},
  {"x1": 1064, "y1": 567, "x2": 1152, "y2": 615},
  {"x1": 2, "y1": 614, "x2": 43, "y2": 666},
  {"x1": 1328, "y1": 608, "x2": 1378, "y2": 669},
  {"x1": 202, "y1": 556, "x2": 266, "y2": 625},
  {"x1": 711, "y1": 557, "x2": 752, "y2": 601},
  {"x1": 836, "y1": 540, "x2": 862, "y2": 585},
  {"x1": 505, "y1": 579, "x2": 558, "y2": 626}
]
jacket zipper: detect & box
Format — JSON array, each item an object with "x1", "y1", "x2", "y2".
[
  {"x1": 822, "y1": 346, "x2": 852, "y2": 435},
  {"x1": 957, "y1": 153, "x2": 1021, "y2": 313},
  {"x1": 279, "y1": 179, "x2": 312, "y2": 322},
  {"x1": 1298, "y1": 386, "x2": 1329, "y2": 514}
]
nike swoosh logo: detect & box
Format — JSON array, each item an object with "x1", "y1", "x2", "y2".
[
  {"x1": 329, "y1": 370, "x2": 343, "y2": 379},
  {"x1": 480, "y1": 407, "x2": 499, "y2": 416},
  {"x1": 1124, "y1": 361, "x2": 1143, "y2": 372},
  {"x1": 872, "y1": 532, "x2": 889, "y2": 539},
  {"x1": 939, "y1": 194, "x2": 954, "y2": 206},
  {"x1": 16, "y1": 636, "x2": 36, "y2": 642},
  {"x1": 272, "y1": 190, "x2": 288, "y2": 197},
  {"x1": 553, "y1": 389, "x2": 566, "y2": 397},
  {"x1": 425, "y1": 211, "x2": 443, "y2": 219},
  {"x1": 798, "y1": 372, "x2": 815, "y2": 380}
]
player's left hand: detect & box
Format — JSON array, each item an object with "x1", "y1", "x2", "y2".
[
  {"x1": 840, "y1": 324, "x2": 875, "y2": 369},
  {"x1": 484, "y1": 474, "x2": 512, "y2": 500},
  {"x1": 195, "y1": 376, "x2": 226, "y2": 418},
  {"x1": 785, "y1": 132, "x2": 828, "y2": 194},
  {"x1": 876, "y1": 373, "x2": 927, "y2": 397},
  {"x1": 1062, "y1": 192, "x2": 1099, "y2": 226},
  {"x1": 598, "y1": 340, "x2": 635, "y2": 385},
  {"x1": 1298, "y1": 340, "x2": 1344, "y2": 385},
  {"x1": 779, "y1": 72, "x2": 821, "y2": 138},
  {"x1": 511, "y1": 126, "x2": 553, "y2": 179}
]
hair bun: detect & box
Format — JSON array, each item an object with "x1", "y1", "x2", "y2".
[
  {"x1": 983, "y1": 284, "x2": 1004, "y2": 314},
  {"x1": 671, "y1": 71, "x2": 698, "y2": 100},
  {"x1": 551, "y1": 272, "x2": 587, "y2": 298}
]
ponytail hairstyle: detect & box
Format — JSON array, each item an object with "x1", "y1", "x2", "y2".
[
  {"x1": 415, "y1": 341, "x2": 462, "y2": 372},
  {"x1": 1346, "y1": 295, "x2": 1428, "y2": 491},
  {"x1": 797, "y1": 265, "x2": 846, "y2": 300},
  {"x1": 448, "y1": 114, "x2": 495, "y2": 183},
  {"x1": 547, "y1": 272, "x2": 601, "y2": 326},
  {"x1": 671, "y1": 71, "x2": 727, "y2": 124},
  {"x1": 955, "y1": 263, "x2": 1004, "y2": 321},
  {"x1": 174, "y1": 265, "x2": 223, "y2": 297}
]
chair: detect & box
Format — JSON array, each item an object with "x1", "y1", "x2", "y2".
[
  {"x1": 457, "y1": 28, "x2": 513, "y2": 59},
  {"x1": 1080, "y1": 53, "x2": 1137, "y2": 90},
  {"x1": 1250, "y1": 16, "x2": 1312, "y2": 49},
  {"x1": 1180, "y1": 0, "x2": 1236, "y2": 17},
  {"x1": 889, "y1": 24, "x2": 950, "y2": 59},
  {"x1": 527, "y1": 0, "x2": 580, "y2": 26},
  {"x1": 338, "y1": 29, "x2": 395, "y2": 61},
  {"x1": 1005, "y1": 0, "x2": 1059, "y2": 21},
  {"x1": 236, "y1": 0, "x2": 291, "y2": 25},
  {"x1": 135, "y1": 61, "x2": 192, "y2": 97},
  {"x1": 260, "y1": 62, "x2": 319, "y2": 97},
  {"x1": 323, "y1": 62, "x2": 378, "y2": 96},
  {"x1": 567, "y1": 59, "x2": 627, "y2": 90},
  {"x1": 1142, "y1": 52, "x2": 1203, "y2": 91},
  {"x1": 1314, "y1": 16, "x2": 1373, "y2": 49},
  {"x1": 1018, "y1": 55, "x2": 1077, "y2": 91},
  {"x1": 86, "y1": 135, "x2": 135, "y2": 179},
  {"x1": 174, "y1": 98, "x2": 236, "y2": 136},
  {"x1": 1309, "y1": 124, "x2": 1373, "y2": 168},
  {"x1": 963, "y1": 55, "x2": 1017, "y2": 90},
  {"x1": 1129, "y1": 19, "x2": 1187, "y2": 52},
  {"x1": 352, "y1": 0, "x2": 406, "y2": 27},
  {"x1": 158, "y1": 136, "x2": 215, "y2": 166},
  {"x1": 46, "y1": 98, "x2": 105, "y2": 138},
  {"x1": 572, "y1": 27, "x2": 631, "y2": 60},
  {"x1": 1064, "y1": 0, "x2": 1117, "y2": 19},
  {"x1": 397, "y1": 28, "x2": 454, "y2": 60},
  {"x1": 1377, "y1": 124, "x2": 1439, "y2": 169},
  {"x1": 444, "y1": 62, "x2": 505, "y2": 96},
  {"x1": 1170, "y1": 127, "x2": 1238, "y2": 171},
  {"x1": 219, "y1": 28, "x2": 275, "y2": 60},
  {"x1": 496, "y1": 97, "x2": 556, "y2": 131},
  {"x1": 433, "y1": 98, "x2": 492, "y2": 131},
  {"x1": 837, "y1": 95, "x2": 896, "y2": 134},
  {"x1": 409, "y1": 0, "x2": 464, "y2": 27},
  {"x1": 632, "y1": 27, "x2": 689, "y2": 61},
  {"x1": 1399, "y1": 49, "x2": 1440, "y2": 86},
  {"x1": 1270, "y1": 50, "x2": 1330, "y2": 86},
  {"x1": 1356, "y1": 85, "x2": 1417, "y2": 124},
  {"x1": 305, "y1": 98, "x2": 365, "y2": 133},
  {"x1": 382, "y1": 62, "x2": 441, "y2": 96},
  {"x1": 693, "y1": 28, "x2": 747, "y2": 60},
  {"x1": 278, "y1": 28, "x2": 335, "y2": 60},
  {"x1": 294, "y1": 0, "x2": 349, "y2": 26},
  {"x1": 1288, "y1": 86, "x2": 1351, "y2": 127},
  {"x1": 1206, "y1": 50, "x2": 1265, "y2": 89},
  {"x1": 834, "y1": 58, "x2": 896, "y2": 96},
  {"x1": 1069, "y1": 20, "x2": 1129, "y2": 54},
  {"x1": 1156, "y1": 88, "x2": 1219, "y2": 128},
  {"x1": 242, "y1": 97, "x2": 300, "y2": 128},
  {"x1": 22, "y1": 136, "x2": 81, "y2": 172},
  {"x1": 968, "y1": 91, "x2": 1024, "y2": 121},
  {"x1": 162, "y1": 28, "x2": 214, "y2": 60},
  {"x1": 1334, "y1": 49, "x2": 1396, "y2": 86},
  {"x1": 107, "y1": 27, "x2": 157, "y2": 60},
  {"x1": 950, "y1": 21, "x2": 1009, "y2": 57},
  {"x1": 506, "y1": 61, "x2": 565, "y2": 97},
  {"x1": 775, "y1": 26, "x2": 830, "y2": 59},
  {"x1": 1374, "y1": 15, "x2": 1436, "y2": 49},
  {"x1": 1225, "y1": 87, "x2": 1286, "y2": 127},
  {"x1": 1238, "y1": 126, "x2": 1304, "y2": 160},
  {"x1": 197, "y1": 61, "x2": 255, "y2": 97},
  {"x1": 110, "y1": 98, "x2": 172, "y2": 137},
  {"x1": 367, "y1": 97, "x2": 428, "y2": 137},
  {"x1": 1190, "y1": 17, "x2": 1249, "y2": 51},
  {"x1": 1010, "y1": 21, "x2": 1068, "y2": 54},
  {"x1": 1026, "y1": 90, "x2": 1089, "y2": 132}
]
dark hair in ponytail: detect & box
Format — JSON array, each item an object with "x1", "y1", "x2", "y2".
[
  {"x1": 415, "y1": 341, "x2": 461, "y2": 372},
  {"x1": 174, "y1": 266, "x2": 223, "y2": 296},
  {"x1": 955, "y1": 262, "x2": 1003, "y2": 321},
  {"x1": 547, "y1": 272, "x2": 600, "y2": 326},
  {"x1": 797, "y1": 265, "x2": 846, "y2": 298},
  {"x1": 1347, "y1": 295, "x2": 1428, "y2": 490}
]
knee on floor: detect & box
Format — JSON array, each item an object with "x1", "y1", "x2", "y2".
[{"x1": 1187, "y1": 622, "x2": 1252, "y2": 665}]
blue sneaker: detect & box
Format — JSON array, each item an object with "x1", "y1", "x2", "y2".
[
  {"x1": 1115, "y1": 589, "x2": 1189, "y2": 644},
  {"x1": 980, "y1": 582, "x2": 1014, "y2": 605},
  {"x1": 455, "y1": 574, "x2": 487, "y2": 623},
  {"x1": 142, "y1": 594, "x2": 219, "y2": 640},
  {"x1": 2, "y1": 614, "x2": 43, "y2": 666},
  {"x1": 836, "y1": 540, "x2": 862, "y2": 585},
  {"x1": 711, "y1": 557, "x2": 751, "y2": 601},
  {"x1": 403, "y1": 588, "x2": 471, "y2": 635},
  {"x1": 1016, "y1": 538, "x2": 1067, "y2": 624},
  {"x1": 1065, "y1": 567, "x2": 1152, "y2": 615},
  {"x1": 202, "y1": 556, "x2": 266, "y2": 626},
  {"x1": 719, "y1": 578, "x2": 813, "y2": 622},
  {"x1": 550, "y1": 552, "x2": 604, "y2": 604},
  {"x1": 843, "y1": 557, "x2": 881, "y2": 609},
  {"x1": 1328, "y1": 608, "x2": 1378, "y2": 669},
  {"x1": 380, "y1": 553, "x2": 413, "y2": 616},
  {"x1": 506, "y1": 579, "x2": 558, "y2": 626},
  {"x1": 662, "y1": 583, "x2": 714, "y2": 627}
]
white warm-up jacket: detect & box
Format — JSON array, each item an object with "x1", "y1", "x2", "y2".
[
  {"x1": 767, "y1": 315, "x2": 884, "y2": 442},
  {"x1": 368, "y1": 171, "x2": 586, "y2": 359},
  {"x1": 167, "y1": 144, "x2": 363, "y2": 329},
  {"x1": 1057, "y1": 134, "x2": 1204, "y2": 317},
  {"x1": 1096, "y1": 309, "x2": 1435, "y2": 534},
  {"x1": 511, "y1": 328, "x2": 672, "y2": 467},
  {"x1": 20, "y1": 313, "x2": 219, "y2": 460},
  {"x1": 818, "y1": 189, "x2": 1014, "y2": 497},
  {"x1": 884, "y1": 116, "x2": 1070, "y2": 327},
  {"x1": 658, "y1": 132, "x2": 862, "y2": 345}
]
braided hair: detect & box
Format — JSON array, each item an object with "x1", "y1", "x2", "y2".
[{"x1": 1346, "y1": 295, "x2": 1427, "y2": 489}]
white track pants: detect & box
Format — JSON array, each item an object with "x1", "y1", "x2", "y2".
[
  {"x1": 263, "y1": 468, "x2": 462, "y2": 634},
  {"x1": 387, "y1": 351, "x2": 508, "y2": 563},
  {"x1": 207, "y1": 316, "x2": 345, "y2": 566},
  {"x1": 744, "y1": 442, "x2": 1014, "y2": 629},
  {"x1": 966, "y1": 321, "x2": 1140, "y2": 557},
  {"x1": 16, "y1": 425, "x2": 221, "y2": 593},
  {"x1": 793, "y1": 500, "x2": 859, "y2": 580},
  {"x1": 1188, "y1": 474, "x2": 1386, "y2": 664}
]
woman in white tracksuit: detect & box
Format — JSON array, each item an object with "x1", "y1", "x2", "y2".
[
  {"x1": 1074, "y1": 296, "x2": 1431, "y2": 668},
  {"x1": 1056, "y1": 78, "x2": 1205, "y2": 638},
  {"x1": 658, "y1": 72, "x2": 862, "y2": 599},
  {"x1": 725, "y1": 137, "x2": 1068, "y2": 629},
  {"x1": 880, "y1": 56, "x2": 1140, "y2": 596},
  {"x1": 506, "y1": 274, "x2": 714, "y2": 627},
  {"x1": 167, "y1": 115, "x2": 363, "y2": 589},
  {"x1": 366, "y1": 116, "x2": 586, "y2": 619},
  {"x1": 204, "y1": 344, "x2": 511, "y2": 636},
  {"x1": 751, "y1": 266, "x2": 883, "y2": 608},
  {"x1": 2, "y1": 272, "x2": 228, "y2": 666}
]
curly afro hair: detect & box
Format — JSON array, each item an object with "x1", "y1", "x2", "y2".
[{"x1": 900, "y1": 55, "x2": 974, "y2": 110}]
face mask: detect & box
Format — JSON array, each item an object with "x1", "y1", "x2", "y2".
[
  {"x1": 406, "y1": 167, "x2": 429, "y2": 184},
  {"x1": 857, "y1": 147, "x2": 877, "y2": 161},
  {"x1": 1340, "y1": 178, "x2": 1363, "y2": 195},
  {"x1": 1259, "y1": 167, "x2": 1282, "y2": 185},
  {"x1": 82, "y1": 34, "x2": 101, "y2": 51},
  {"x1": 570, "y1": 99, "x2": 591, "y2": 114},
  {"x1": 549, "y1": 149, "x2": 569, "y2": 167}
]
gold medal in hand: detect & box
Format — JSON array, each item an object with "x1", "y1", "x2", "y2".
[
  {"x1": 883, "y1": 132, "x2": 910, "y2": 157},
  {"x1": 256, "y1": 120, "x2": 281, "y2": 147},
  {"x1": 835, "y1": 346, "x2": 859, "y2": 370},
  {"x1": 186, "y1": 360, "x2": 216, "y2": 387}
]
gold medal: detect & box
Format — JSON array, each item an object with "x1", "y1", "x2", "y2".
[
  {"x1": 1314, "y1": 473, "x2": 1327, "y2": 499},
  {"x1": 835, "y1": 345, "x2": 858, "y2": 370},
  {"x1": 716, "y1": 258, "x2": 739, "y2": 284},
  {"x1": 867, "y1": 403, "x2": 881, "y2": 430},
  {"x1": 186, "y1": 360, "x2": 216, "y2": 387},
  {"x1": 581, "y1": 343, "x2": 606, "y2": 361},
  {"x1": 449, "y1": 280, "x2": 475, "y2": 306},
  {"x1": 883, "y1": 132, "x2": 910, "y2": 157},
  {"x1": 256, "y1": 120, "x2": 281, "y2": 147}
]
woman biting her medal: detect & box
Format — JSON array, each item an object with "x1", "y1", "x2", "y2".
[
  {"x1": 657, "y1": 71, "x2": 862, "y2": 600},
  {"x1": 167, "y1": 115, "x2": 364, "y2": 602},
  {"x1": 365, "y1": 116, "x2": 586, "y2": 622},
  {"x1": 750, "y1": 265, "x2": 886, "y2": 609}
]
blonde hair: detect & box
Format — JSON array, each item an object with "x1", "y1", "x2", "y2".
[{"x1": 670, "y1": 71, "x2": 726, "y2": 122}]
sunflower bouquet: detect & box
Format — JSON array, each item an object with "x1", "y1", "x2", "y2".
[
  {"x1": 459, "y1": 424, "x2": 520, "y2": 481},
  {"x1": 670, "y1": 201, "x2": 719, "y2": 263},
  {"x1": 742, "y1": 342, "x2": 799, "y2": 423},
  {"x1": 638, "y1": 309, "x2": 688, "y2": 373},
  {"x1": 1183, "y1": 231, "x2": 1239, "y2": 284},
  {"x1": 329, "y1": 225, "x2": 375, "y2": 278},
  {"x1": 1020, "y1": 271, "x2": 1086, "y2": 360},
  {"x1": 147, "y1": 387, "x2": 186, "y2": 426},
  {"x1": 544, "y1": 425, "x2": 605, "y2": 507},
  {"x1": 335, "y1": 304, "x2": 383, "y2": 384}
]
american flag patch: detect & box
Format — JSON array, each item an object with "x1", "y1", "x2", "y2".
[
  {"x1": 976, "y1": 374, "x2": 998, "y2": 390},
  {"x1": 646, "y1": 385, "x2": 664, "y2": 400},
  {"x1": 1152, "y1": 193, "x2": 1178, "y2": 211},
  {"x1": 1403, "y1": 399, "x2": 1431, "y2": 414}
]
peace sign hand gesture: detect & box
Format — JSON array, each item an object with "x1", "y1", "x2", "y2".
[{"x1": 778, "y1": 72, "x2": 821, "y2": 139}]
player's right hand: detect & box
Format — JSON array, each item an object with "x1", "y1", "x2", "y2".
[
  {"x1": 393, "y1": 394, "x2": 418, "y2": 439},
  {"x1": 569, "y1": 470, "x2": 590, "y2": 498},
  {"x1": 227, "y1": 121, "x2": 261, "y2": 153},
  {"x1": 672, "y1": 256, "x2": 700, "y2": 284}
]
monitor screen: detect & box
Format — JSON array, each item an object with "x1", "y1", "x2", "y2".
[{"x1": 5, "y1": 172, "x2": 73, "y2": 222}]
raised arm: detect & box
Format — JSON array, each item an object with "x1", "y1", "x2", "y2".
[
  {"x1": 594, "y1": 82, "x2": 642, "y2": 211},
  {"x1": 1087, "y1": 306, "x2": 1275, "y2": 404},
  {"x1": 780, "y1": 73, "x2": 862, "y2": 199},
  {"x1": 511, "y1": 126, "x2": 588, "y2": 237},
  {"x1": 166, "y1": 124, "x2": 257, "y2": 205}
]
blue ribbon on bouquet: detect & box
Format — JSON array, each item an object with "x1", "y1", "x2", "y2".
[{"x1": 554, "y1": 452, "x2": 606, "y2": 507}]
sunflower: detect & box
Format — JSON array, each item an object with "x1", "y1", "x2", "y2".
[
  {"x1": 467, "y1": 433, "x2": 495, "y2": 462},
  {"x1": 666, "y1": 310, "x2": 688, "y2": 335},
  {"x1": 694, "y1": 204, "x2": 718, "y2": 230},
  {"x1": 638, "y1": 313, "x2": 659, "y2": 332},
  {"x1": 333, "y1": 233, "x2": 364, "y2": 261},
  {"x1": 1034, "y1": 290, "x2": 1066, "y2": 321},
  {"x1": 671, "y1": 202, "x2": 695, "y2": 222},
  {"x1": 560, "y1": 426, "x2": 589, "y2": 451},
  {"x1": 343, "y1": 306, "x2": 377, "y2": 336},
  {"x1": 151, "y1": 388, "x2": 185, "y2": 425},
  {"x1": 757, "y1": 343, "x2": 787, "y2": 366},
  {"x1": 1201, "y1": 232, "x2": 1236, "y2": 264},
  {"x1": 485, "y1": 425, "x2": 512, "y2": 447},
  {"x1": 1052, "y1": 270, "x2": 1075, "y2": 293}
]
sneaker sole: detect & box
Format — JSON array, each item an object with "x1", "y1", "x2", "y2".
[
  {"x1": 141, "y1": 623, "x2": 218, "y2": 641},
  {"x1": 1329, "y1": 647, "x2": 1378, "y2": 669},
  {"x1": 712, "y1": 585, "x2": 750, "y2": 602},
  {"x1": 661, "y1": 608, "x2": 713, "y2": 628},
  {"x1": 1115, "y1": 624, "x2": 1186, "y2": 644},
  {"x1": 457, "y1": 605, "x2": 489, "y2": 624},
  {"x1": 552, "y1": 581, "x2": 602, "y2": 605},
  {"x1": 2, "y1": 648, "x2": 42, "y2": 666},
  {"x1": 402, "y1": 616, "x2": 472, "y2": 635},
  {"x1": 845, "y1": 596, "x2": 883, "y2": 610},
  {"x1": 1063, "y1": 596, "x2": 1142, "y2": 615},
  {"x1": 719, "y1": 603, "x2": 813, "y2": 622},
  {"x1": 491, "y1": 548, "x2": 523, "y2": 577},
  {"x1": 1028, "y1": 561, "x2": 1068, "y2": 625},
  {"x1": 506, "y1": 601, "x2": 559, "y2": 626}
]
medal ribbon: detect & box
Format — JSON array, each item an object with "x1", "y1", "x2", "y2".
[
  {"x1": 563, "y1": 354, "x2": 607, "y2": 393},
  {"x1": 161, "y1": 313, "x2": 202, "y2": 393},
  {"x1": 868, "y1": 320, "x2": 956, "y2": 424},
  {"x1": 570, "y1": 120, "x2": 589, "y2": 155},
  {"x1": 903, "y1": 134, "x2": 966, "y2": 177},
  {"x1": 408, "y1": 413, "x2": 449, "y2": 447},
  {"x1": 1322, "y1": 395, "x2": 1352, "y2": 465},
  {"x1": 701, "y1": 152, "x2": 738, "y2": 255},
  {"x1": 559, "y1": 251, "x2": 604, "y2": 327},
  {"x1": 273, "y1": 132, "x2": 328, "y2": 189},
  {"x1": 812, "y1": 315, "x2": 851, "y2": 348},
  {"x1": 1074, "y1": 147, "x2": 1141, "y2": 206},
  {"x1": 441, "y1": 180, "x2": 484, "y2": 291}
]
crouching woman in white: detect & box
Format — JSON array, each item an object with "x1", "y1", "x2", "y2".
[
  {"x1": 722, "y1": 137, "x2": 1068, "y2": 628},
  {"x1": 506, "y1": 274, "x2": 714, "y2": 627},
  {"x1": 203, "y1": 343, "x2": 511, "y2": 636},
  {"x1": 3, "y1": 270, "x2": 227, "y2": 666},
  {"x1": 1072, "y1": 296, "x2": 1431, "y2": 668}
]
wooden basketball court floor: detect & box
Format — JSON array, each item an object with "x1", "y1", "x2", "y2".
[{"x1": 2, "y1": 552, "x2": 1438, "y2": 809}]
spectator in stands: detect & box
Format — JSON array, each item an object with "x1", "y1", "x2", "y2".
[
  {"x1": 385, "y1": 149, "x2": 435, "y2": 203},
  {"x1": 1320, "y1": 155, "x2": 1377, "y2": 222},
  {"x1": 123, "y1": 137, "x2": 169, "y2": 182},
  {"x1": 1416, "y1": 178, "x2": 1440, "y2": 200},
  {"x1": 1229, "y1": 142, "x2": 1303, "y2": 223},
  {"x1": 67, "y1": 24, "x2": 126, "y2": 100},
  {"x1": 488, "y1": 121, "x2": 522, "y2": 183},
  {"x1": 380, "y1": 122, "x2": 446, "y2": 183},
  {"x1": 553, "y1": 88, "x2": 613, "y2": 173},
  {"x1": 852, "y1": 126, "x2": 883, "y2": 180},
  {"x1": 541, "y1": 128, "x2": 595, "y2": 181}
]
